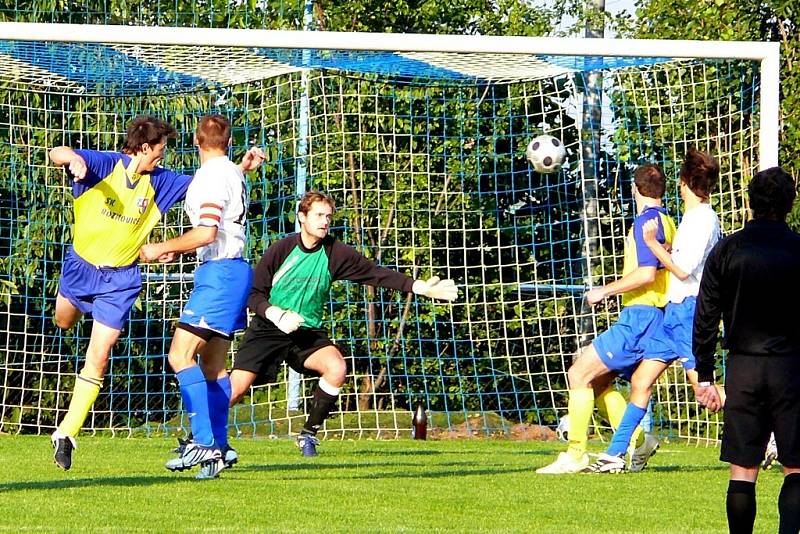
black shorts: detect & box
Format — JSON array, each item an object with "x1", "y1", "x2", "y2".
[
  {"x1": 233, "y1": 315, "x2": 336, "y2": 383},
  {"x1": 721, "y1": 354, "x2": 800, "y2": 467}
]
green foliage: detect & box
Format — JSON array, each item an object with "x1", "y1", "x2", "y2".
[{"x1": 626, "y1": 0, "x2": 800, "y2": 224}]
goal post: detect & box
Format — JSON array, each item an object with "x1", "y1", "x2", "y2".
[{"x1": 0, "y1": 22, "x2": 779, "y2": 443}]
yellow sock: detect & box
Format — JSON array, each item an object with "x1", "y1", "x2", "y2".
[
  {"x1": 596, "y1": 387, "x2": 626, "y2": 429},
  {"x1": 566, "y1": 388, "x2": 594, "y2": 460},
  {"x1": 634, "y1": 425, "x2": 644, "y2": 448},
  {"x1": 58, "y1": 371, "x2": 103, "y2": 437}
]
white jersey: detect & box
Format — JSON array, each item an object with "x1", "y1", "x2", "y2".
[
  {"x1": 667, "y1": 202, "x2": 721, "y2": 303},
  {"x1": 184, "y1": 155, "x2": 247, "y2": 262}
]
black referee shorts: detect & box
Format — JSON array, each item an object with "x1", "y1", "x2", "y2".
[
  {"x1": 233, "y1": 315, "x2": 337, "y2": 384},
  {"x1": 720, "y1": 354, "x2": 800, "y2": 467}
]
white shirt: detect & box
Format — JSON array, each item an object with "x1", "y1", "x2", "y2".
[
  {"x1": 667, "y1": 202, "x2": 721, "y2": 303},
  {"x1": 184, "y1": 155, "x2": 247, "y2": 262}
]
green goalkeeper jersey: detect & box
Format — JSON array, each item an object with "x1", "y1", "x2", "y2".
[{"x1": 248, "y1": 234, "x2": 415, "y2": 328}]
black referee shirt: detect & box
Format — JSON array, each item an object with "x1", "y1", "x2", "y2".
[{"x1": 693, "y1": 219, "x2": 800, "y2": 383}]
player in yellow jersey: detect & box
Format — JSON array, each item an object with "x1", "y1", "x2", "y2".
[
  {"x1": 47, "y1": 115, "x2": 264, "y2": 470},
  {"x1": 537, "y1": 164, "x2": 676, "y2": 474}
]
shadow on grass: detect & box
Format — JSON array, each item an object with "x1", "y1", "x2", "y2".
[
  {"x1": 0, "y1": 475, "x2": 195, "y2": 493},
  {"x1": 647, "y1": 464, "x2": 728, "y2": 473},
  {"x1": 237, "y1": 459, "x2": 535, "y2": 480}
]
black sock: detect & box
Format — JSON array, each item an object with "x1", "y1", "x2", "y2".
[
  {"x1": 727, "y1": 479, "x2": 756, "y2": 534},
  {"x1": 302, "y1": 386, "x2": 338, "y2": 435},
  {"x1": 779, "y1": 473, "x2": 800, "y2": 534}
]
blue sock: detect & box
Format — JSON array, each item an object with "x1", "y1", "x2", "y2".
[
  {"x1": 206, "y1": 376, "x2": 231, "y2": 449},
  {"x1": 176, "y1": 365, "x2": 214, "y2": 447},
  {"x1": 607, "y1": 403, "x2": 647, "y2": 456}
]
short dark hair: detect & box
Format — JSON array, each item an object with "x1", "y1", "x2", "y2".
[
  {"x1": 748, "y1": 166, "x2": 796, "y2": 221},
  {"x1": 298, "y1": 190, "x2": 336, "y2": 215},
  {"x1": 123, "y1": 115, "x2": 177, "y2": 154},
  {"x1": 681, "y1": 148, "x2": 718, "y2": 200},
  {"x1": 633, "y1": 164, "x2": 666, "y2": 199},
  {"x1": 196, "y1": 114, "x2": 231, "y2": 151}
]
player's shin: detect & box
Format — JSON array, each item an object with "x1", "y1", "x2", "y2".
[
  {"x1": 206, "y1": 376, "x2": 231, "y2": 449},
  {"x1": 606, "y1": 403, "x2": 647, "y2": 456},
  {"x1": 58, "y1": 371, "x2": 103, "y2": 437},
  {"x1": 778, "y1": 472, "x2": 800, "y2": 534},
  {"x1": 566, "y1": 388, "x2": 594, "y2": 460},
  {"x1": 302, "y1": 377, "x2": 340, "y2": 435},
  {"x1": 176, "y1": 365, "x2": 214, "y2": 446}
]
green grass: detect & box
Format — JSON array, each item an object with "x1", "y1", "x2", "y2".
[{"x1": 0, "y1": 436, "x2": 785, "y2": 533}]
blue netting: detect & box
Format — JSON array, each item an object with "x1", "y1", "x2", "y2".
[
  {"x1": 0, "y1": 39, "x2": 675, "y2": 95},
  {"x1": 0, "y1": 40, "x2": 205, "y2": 94},
  {"x1": 256, "y1": 48, "x2": 471, "y2": 81}
]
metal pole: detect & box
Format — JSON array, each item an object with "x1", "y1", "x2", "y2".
[
  {"x1": 287, "y1": 0, "x2": 315, "y2": 412},
  {"x1": 577, "y1": 0, "x2": 604, "y2": 349}
]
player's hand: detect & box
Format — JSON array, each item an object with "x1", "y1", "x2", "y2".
[
  {"x1": 157, "y1": 252, "x2": 175, "y2": 263},
  {"x1": 264, "y1": 305, "x2": 305, "y2": 334},
  {"x1": 585, "y1": 287, "x2": 607, "y2": 306},
  {"x1": 67, "y1": 155, "x2": 88, "y2": 181},
  {"x1": 239, "y1": 146, "x2": 266, "y2": 173},
  {"x1": 412, "y1": 276, "x2": 459, "y2": 302},
  {"x1": 642, "y1": 219, "x2": 659, "y2": 243},
  {"x1": 139, "y1": 243, "x2": 165, "y2": 263},
  {"x1": 695, "y1": 383, "x2": 722, "y2": 413}
]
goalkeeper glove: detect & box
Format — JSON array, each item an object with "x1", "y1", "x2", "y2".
[
  {"x1": 412, "y1": 276, "x2": 459, "y2": 302},
  {"x1": 264, "y1": 305, "x2": 305, "y2": 334}
]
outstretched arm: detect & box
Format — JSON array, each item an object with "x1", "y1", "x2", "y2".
[
  {"x1": 330, "y1": 240, "x2": 458, "y2": 301},
  {"x1": 585, "y1": 266, "x2": 657, "y2": 305},
  {"x1": 49, "y1": 146, "x2": 88, "y2": 181},
  {"x1": 139, "y1": 226, "x2": 217, "y2": 263}
]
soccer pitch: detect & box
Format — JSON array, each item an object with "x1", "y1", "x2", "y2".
[{"x1": 0, "y1": 436, "x2": 784, "y2": 533}]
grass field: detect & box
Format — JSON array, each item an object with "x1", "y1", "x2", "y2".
[{"x1": 0, "y1": 435, "x2": 784, "y2": 533}]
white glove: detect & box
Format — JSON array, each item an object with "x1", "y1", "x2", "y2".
[
  {"x1": 264, "y1": 305, "x2": 305, "y2": 334},
  {"x1": 412, "y1": 276, "x2": 459, "y2": 302}
]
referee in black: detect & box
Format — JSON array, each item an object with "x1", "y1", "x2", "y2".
[{"x1": 693, "y1": 166, "x2": 800, "y2": 534}]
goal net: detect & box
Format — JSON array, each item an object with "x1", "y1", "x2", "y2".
[{"x1": 0, "y1": 24, "x2": 778, "y2": 442}]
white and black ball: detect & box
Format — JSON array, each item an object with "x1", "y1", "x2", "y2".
[{"x1": 525, "y1": 134, "x2": 566, "y2": 174}]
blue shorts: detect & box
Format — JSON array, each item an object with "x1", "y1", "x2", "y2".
[
  {"x1": 641, "y1": 297, "x2": 697, "y2": 370},
  {"x1": 593, "y1": 305, "x2": 666, "y2": 380},
  {"x1": 180, "y1": 258, "x2": 252, "y2": 337},
  {"x1": 58, "y1": 247, "x2": 141, "y2": 330}
]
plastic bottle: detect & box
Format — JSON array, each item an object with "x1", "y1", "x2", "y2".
[{"x1": 412, "y1": 401, "x2": 427, "y2": 440}]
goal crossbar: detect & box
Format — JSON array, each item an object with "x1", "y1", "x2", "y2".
[{"x1": 0, "y1": 22, "x2": 780, "y2": 168}]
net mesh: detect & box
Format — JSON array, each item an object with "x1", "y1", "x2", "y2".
[{"x1": 0, "y1": 38, "x2": 758, "y2": 443}]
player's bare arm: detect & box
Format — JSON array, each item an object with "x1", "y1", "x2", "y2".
[
  {"x1": 643, "y1": 218, "x2": 689, "y2": 280},
  {"x1": 585, "y1": 266, "x2": 657, "y2": 306},
  {"x1": 49, "y1": 146, "x2": 88, "y2": 181},
  {"x1": 140, "y1": 225, "x2": 217, "y2": 263},
  {"x1": 238, "y1": 146, "x2": 266, "y2": 173}
]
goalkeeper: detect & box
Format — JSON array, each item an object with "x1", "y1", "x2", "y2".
[{"x1": 229, "y1": 190, "x2": 458, "y2": 457}]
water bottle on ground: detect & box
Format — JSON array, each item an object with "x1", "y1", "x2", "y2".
[{"x1": 412, "y1": 401, "x2": 427, "y2": 440}]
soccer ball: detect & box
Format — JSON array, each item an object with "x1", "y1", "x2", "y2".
[
  {"x1": 556, "y1": 415, "x2": 570, "y2": 442},
  {"x1": 525, "y1": 134, "x2": 566, "y2": 174}
]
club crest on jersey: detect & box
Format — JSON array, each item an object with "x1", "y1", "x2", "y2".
[{"x1": 136, "y1": 197, "x2": 149, "y2": 214}]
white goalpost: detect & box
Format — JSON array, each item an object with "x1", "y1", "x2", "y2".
[{"x1": 0, "y1": 22, "x2": 779, "y2": 443}]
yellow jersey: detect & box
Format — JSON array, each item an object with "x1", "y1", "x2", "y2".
[
  {"x1": 70, "y1": 149, "x2": 192, "y2": 267},
  {"x1": 621, "y1": 205, "x2": 676, "y2": 308}
]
